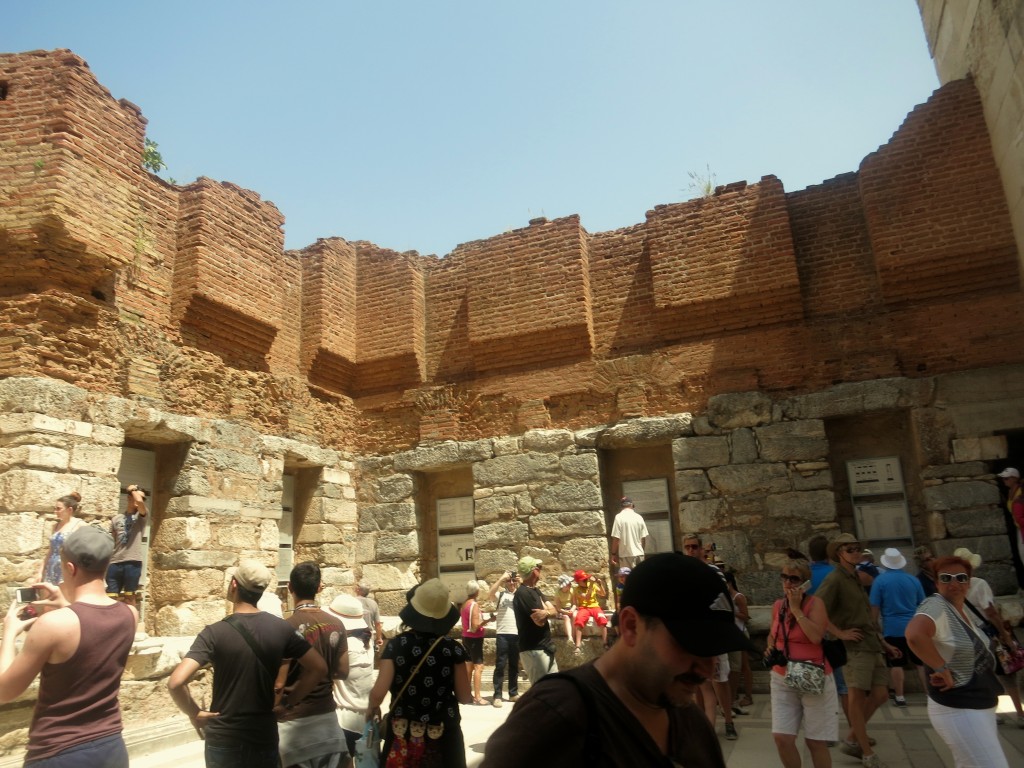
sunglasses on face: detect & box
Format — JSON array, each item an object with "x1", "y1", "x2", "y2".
[
  {"x1": 840, "y1": 545, "x2": 862, "y2": 554},
  {"x1": 780, "y1": 574, "x2": 803, "y2": 584},
  {"x1": 938, "y1": 572, "x2": 969, "y2": 584}
]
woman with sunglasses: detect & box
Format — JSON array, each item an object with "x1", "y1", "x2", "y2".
[
  {"x1": 905, "y1": 555, "x2": 1009, "y2": 768},
  {"x1": 766, "y1": 558, "x2": 837, "y2": 768}
]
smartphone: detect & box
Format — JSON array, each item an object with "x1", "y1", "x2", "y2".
[
  {"x1": 15, "y1": 587, "x2": 40, "y2": 603},
  {"x1": 798, "y1": 580, "x2": 811, "y2": 592}
]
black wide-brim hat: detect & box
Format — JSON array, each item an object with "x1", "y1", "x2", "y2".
[{"x1": 399, "y1": 578, "x2": 460, "y2": 636}]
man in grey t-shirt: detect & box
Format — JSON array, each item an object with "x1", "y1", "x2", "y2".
[{"x1": 106, "y1": 484, "x2": 147, "y2": 608}]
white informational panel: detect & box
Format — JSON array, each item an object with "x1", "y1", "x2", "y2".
[
  {"x1": 644, "y1": 519, "x2": 673, "y2": 555},
  {"x1": 437, "y1": 497, "x2": 473, "y2": 531},
  {"x1": 622, "y1": 479, "x2": 670, "y2": 514},
  {"x1": 847, "y1": 457, "x2": 904, "y2": 497},
  {"x1": 854, "y1": 500, "x2": 912, "y2": 541},
  {"x1": 439, "y1": 533, "x2": 476, "y2": 567}
]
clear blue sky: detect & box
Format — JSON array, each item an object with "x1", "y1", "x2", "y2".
[{"x1": 7, "y1": 2, "x2": 938, "y2": 257}]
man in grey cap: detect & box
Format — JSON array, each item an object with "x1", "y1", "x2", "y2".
[
  {"x1": 0, "y1": 525, "x2": 138, "y2": 766},
  {"x1": 483, "y1": 552, "x2": 748, "y2": 767},
  {"x1": 168, "y1": 560, "x2": 327, "y2": 768}
]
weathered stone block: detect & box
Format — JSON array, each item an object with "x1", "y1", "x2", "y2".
[
  {"x1": 782, "y1": 377, "x2": 934, "y2": 419},
  {"x1": 375, "y1": 474, "x2": 414, "y2": 503},
  {"x1": 148, "y1": 568, "x2": 226, "y2": 604},
  {"x1": 321, "y1": 467, "x2": 352, "y2": 486},
  {"x1": 493, "y1": 437, "x2": 521, "y2": 456},
  {"x1": 68, "y1": 445, "x2": 120, "y2": 475},
  {"x1": 756, "y1": 420, "x2": 828, "y2": 462},
  {"x1": 529, "y1": 511, "x2": 605, "y2": 538},
  {"x1": 597, "y1": 415, "x2": 693, "y2": 447},
  {"x1": 533, "y1": 481, "x2": 602, "y2": 512},
  {"x1": 923, "y1": 481, "x2": 1000, "y2": 511},
  {"x1": 91, "y1": 425, "x2": 125, "y2": 446},
  {"x1": 296, "y1": 523, "x2": 344, "y2": 545},
  {"x1": 0, "y1": 445, "x2": 69, "y2": 472},
  {"x1": 473, "y1": 492, "x2": 531, "y2": 522},
  {"x1": 791, "y1": 470, "x2": 833, "y2": 491},
  {"x1": 261, "y1": 435, "x2": 339, "y2": 467},
  {"x1": 765, "y1": 490, "x2": 836, "y2": 521},
  {"x1": 943, "y1": 508, "x2": 1010, "y2": 537},
  {"x1": 319, "y1": 497, "x2": 358, "y2": 525},
  {"x1": 360, "y1": 562, "x2": 420, "y2": 591},
  {"x1": 475, "y1": 521, "x2": 530, "y2": 547},
  {"x1": 707, "y1": 463, "x2": 790, "y2": 495},
  {"x1": 215, "y1": 523, "x2": 260, "y2": 549},
  {"x1": 376, "y1": 531, "x2": 419, "y2": 561},
  {"x1": 922, "y1": 462, "x2": 988, "y2": 479},
  {"x1": 0, "y1": 377, "x2": 89, "y2": 419},
  {"x1": 522, "y1": 429, "x2": 574, "y2": 453},
  {"x1": 932, "y1": 535, "x2": 1010, "y2": 562},
  {"x1": 259, "y1": 519, "x2": 278, "y2": 550},
  {"x1": 165, "y1": 495, "x2": 242, "y2": 517},
  {"x1": 706, "y1": 530, "x2": 753, "y2": 569},
  {"x1": 153, "y1": 549, "x2": 237, "y2": 570},
  {"x1": 558, "y1": 537, "x2": 610, "y2": 572},
  {"x1": 672, "y1": 436, "x2": 730, "y2": 469},
  {"x1": 678, "y1": 498, "x2": 725, "y2": 532},
  {"x1": 392, "y1": 440, "x2": 493, "y2": 472},
  {"x1": 473, "y1": 453, "x2": 560, "y2": 487},
  {"x1": 560, "y1": 453, "x2": 599, "y2": 480},
  {"x1": 910, "y1": 407, "x2": 956, "y2": 466},
  {"x1": 951, "y1": 436, "x2": 1008, "y2": 463},
  {"x1": 172, "y1": 469, "x2": 212, "y2": 497},
  {"x1": 707, "y1": 392, "x2": 772, "y2": 429},
  {"x1": 471, "y1": 548, "x2": 519, "y2": 577},
  {"x1": 153, "y1": 517, "x2": 211, "y2": 550},
  {"x1": 190, "y1": 447, "x2": 262, "y2": 476},
  {"x1": 0, "y1": 469, "x2": 82, "y2": 512},
  {"x1": 675, "y1": 469, "x2": 710, "y2": 498},
  {"x1": 155, "y1": 599, "x2": 230, "y2": 637},
  {"x1": 0, "y1": 514, "x2": 45, "y2": 555},
  {"x1": 358, "y1": 503, "x2": 417, "y2": 532},
  {"x1": 729, "y1": 429, "x2": 757, "y2": 464}
]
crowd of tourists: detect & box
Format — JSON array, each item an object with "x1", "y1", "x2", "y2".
[{"x1": 1, "y1": 482, "x2": 1023, "y2": 768}]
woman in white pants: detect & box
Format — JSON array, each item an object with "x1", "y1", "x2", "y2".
[{"x1": 906, "y1": 554, "x2": 1009, "y2": 768}]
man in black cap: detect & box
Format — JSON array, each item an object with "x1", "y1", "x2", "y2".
[
  {"x1": 0, "y1": 526, "x2": 138, "y2": 766},
  {"x1": 481, "y1": 552, "x2": 749, "y2": 767},
  {"x1": 168, "y1": 560, "x2": 327, "y2": 768}
]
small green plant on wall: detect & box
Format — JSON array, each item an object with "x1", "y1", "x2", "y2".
[{"x1": 142, "y1": 138, "x2": 167, "y2": 174}]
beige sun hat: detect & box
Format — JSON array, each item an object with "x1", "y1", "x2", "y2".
[{"x1": 952, "y1": 547, "x2": 982, "y2": 569}]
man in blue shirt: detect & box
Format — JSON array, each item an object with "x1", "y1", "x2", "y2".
[
  {"x1": 807, "y1": 535, "x2": 833, "y2": 595},
  {"x1": 869, "y1": 548, "x2": 925, "y2": 707}
]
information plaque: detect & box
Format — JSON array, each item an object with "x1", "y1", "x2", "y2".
[{"x1": 437, "y1": 496, "x2": 473, "y2": 531}]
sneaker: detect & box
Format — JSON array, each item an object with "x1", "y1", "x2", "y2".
[
  {"x1": 508, "y1": 694, "x2": 520, "y2": 702},
  {"x1": 893, "y1": 696, "x2": 907, "y2": 708},
  {"x1": 862, "y1": 755, "x2": 887, "y2": 768},
  {"x1": 737, "y1": 696, "x2": 753, "y2": 707},
  {"x1": 724, "y1": 724, "x2": 738, "y2": 741},
  {"x1": 731, "y1": 704, "x2": 749, "y2": 716},
  {"x1": 839, "y1": 741, "x2": 863, "y2": 759},
  {"x1": 492, "y1": 697, "x2": 503, "y2": 708}
]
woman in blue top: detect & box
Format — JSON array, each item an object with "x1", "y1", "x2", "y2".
[{"x1": 37, "y1": 492, "x2": 86, "y2": 585}]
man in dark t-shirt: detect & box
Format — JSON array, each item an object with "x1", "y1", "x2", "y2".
[
  {"x1": 483, "y1": 553, "x2": 752, "y2": 768},
  {"x1": 512, "y1": 556, "x2": 558, "y2": 683},
  {"x1": 277, "y1": 562, "x2": 349, "y2": 767},
  {"x1": 168, "y1": 561, "x2": 327, "y2": 768}
]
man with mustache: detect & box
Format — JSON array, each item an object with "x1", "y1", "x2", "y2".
[{"x1": 481, "y1": 552, "x2": 750, "y2": 767}]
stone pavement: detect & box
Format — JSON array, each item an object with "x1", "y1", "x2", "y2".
[{"x1": 129, "y1": 689, "x2": 1024, "y2": 767}]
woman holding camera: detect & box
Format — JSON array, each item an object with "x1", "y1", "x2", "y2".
[
  {"x1": 766, "y1": 557, "x2": 837, "y2": 768},
  {"x1": 37, "y1": 492, "x2": 86, "y2": 585},
  {"x1": 905, "y1": 555, "x2": 1009, "y2": 768}
]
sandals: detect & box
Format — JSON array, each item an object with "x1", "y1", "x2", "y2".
[{"x1": 472, "y1": 698, "x2": 487, "y2": 706}]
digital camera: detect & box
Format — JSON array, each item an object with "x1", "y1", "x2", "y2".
[{"x1": 763, "y1": 648, "x2": 788, "y2": 669}]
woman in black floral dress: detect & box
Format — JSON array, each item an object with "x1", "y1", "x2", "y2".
[{"x1": 368, "y1": 579, "x2": 472, "y2": 768}]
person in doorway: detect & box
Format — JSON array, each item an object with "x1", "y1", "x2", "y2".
[
  {"x1": 998, "y1": 468, "x2": 1024, "y2": 589},
  {"x1": 913, "y1": 546, "x2": 938, "y2": 597},
  {"x1": 609, "y1": 496, "x2": 648, "y2": 569},
  {"x1": 106, "y1": 483, "x2": 147, "y2": 608},
  {"x1": 1, "y1": 526, "x2": 139, "y2": 767}
]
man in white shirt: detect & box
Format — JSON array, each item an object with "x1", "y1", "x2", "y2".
[
  {"x1": 488, "y1": 570, "x2": 521, "y2": 707},
  {"x1": 610, "y1": 497, "x2": 648, "y2": 569}
]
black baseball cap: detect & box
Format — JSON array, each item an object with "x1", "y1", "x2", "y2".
[{"x1": 621, "y1": 552, "x2": 754, "y2": 656}]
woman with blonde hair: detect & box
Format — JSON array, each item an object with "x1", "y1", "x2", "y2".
[
  {"x1": 461, "y1": 579, "x2": 491, "y2": 705},
  {"x1": 38, "y1": 492, "x2": 86, "y2": 585}
]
